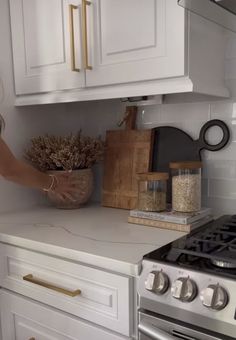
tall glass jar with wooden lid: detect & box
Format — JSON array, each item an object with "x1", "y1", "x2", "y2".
[
  {"x1": 170, "y1": 161, "x2": 202, "y2": 212},
  {"x1": 137, "y1": 172, "x2": 169, "y2": 212}
]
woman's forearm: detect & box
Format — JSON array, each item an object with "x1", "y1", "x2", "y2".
[
  {"x1": 0, "y1": 137, "x2": 78, "y2": 201},
  {"x1": 0, "y1": 137, "x2": 51, "y2": 190},
  {"x1": 3, "y1": 160, "x2": 51, "y2": 191}
]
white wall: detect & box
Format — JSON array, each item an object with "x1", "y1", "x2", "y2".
[{"x1": 1, "y1": 0, "x2": 236, "y2": 215}]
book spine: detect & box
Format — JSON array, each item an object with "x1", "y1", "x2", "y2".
[
  {"x1": 128, "y1": 216, "x2": 189, "y2": 232},
  {"x1": 129, "y1": 210, "x2": 187, "y2": 224},
  {"x1": 184, "y1": 209, "x2": 211, "y2": 224}
]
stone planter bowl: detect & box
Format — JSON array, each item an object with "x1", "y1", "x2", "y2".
[{"x1": 47, "y1": 168, "x2": 93, "y2": 209}]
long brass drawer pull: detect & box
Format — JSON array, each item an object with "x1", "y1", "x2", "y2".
[
  {"x1": 82, "y1": 0, "x2": 92, "y2": 70},
  {"x1": 69, "y1": 4, "x2": 80, "y2": 72},
  {"x1": 29, "y1": 338, "x2": 35, "y2": 340},
  {"x1": 23, "y1": 274, "x2": 81, "y2": 297}
]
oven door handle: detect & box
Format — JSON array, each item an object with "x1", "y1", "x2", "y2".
[
  {"x1": 138, "y1": 321, "x2": 178, "y2": 340},
  {"x1": 138, "y1": 321, "x2": 198, "y2": 340}
]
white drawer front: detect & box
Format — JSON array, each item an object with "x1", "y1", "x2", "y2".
[
  {"x1": 0, "y1": 244, "x2": 132, "y2": 336},
  {"x1": 0, "y1": 290, "x2": 129, "y2": 340}
]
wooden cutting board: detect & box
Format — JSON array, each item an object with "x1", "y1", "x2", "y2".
[{"x1": 102, "y1": 107, "x2": 153, "y2": 209}]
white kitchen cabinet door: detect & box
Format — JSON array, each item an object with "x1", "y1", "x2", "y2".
[
  {"x1": 10, "y1": 0, "x2": 85, "y2": 95},
  {"x1": 0, "y1": 244, "x2": 132, "y2": 336},
  {"x1": 0, "y1": 290, "x2": 130, "y2": 340},
  {"x1": 86, "y1": 0, "x2": 186, "y2": 87}
]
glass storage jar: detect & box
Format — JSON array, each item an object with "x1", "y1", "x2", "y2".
[
  {"x1": 137, "y1": 172, "x2": 168, "y2": 212},
  {"x1": 170, "y1": 161, "x2": 202, "y2": 212}
]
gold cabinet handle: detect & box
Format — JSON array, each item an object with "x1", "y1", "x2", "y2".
[
  {"x1": 69, "y1": 4, "x2": 80, "y2": 72},
  {"x1": 82, "y1": 0, "x2": 92, "y2": 70},
  {"x1": 29, "y1": 338, "x2": 35, "y2": 340},
  {"x1": 23, "y1": 274, "x2": 81, "y2": 297}
]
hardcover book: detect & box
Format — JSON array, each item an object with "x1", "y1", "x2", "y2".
[
  {"x1": 127, "y1": 215, "x2": 213, "y2": 233},
  {"x1": 129, "y1": 207, "x2": 212, "y2": 225}
]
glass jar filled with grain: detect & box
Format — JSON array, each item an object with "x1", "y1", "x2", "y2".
[
  {"x1": 170, "y1": 161, "x2": 202, "y2": 212},
  {"x1": 137, "y1": 172, "x2": 168, "y2": 212}
]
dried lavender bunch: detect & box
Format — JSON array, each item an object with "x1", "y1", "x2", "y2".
[{"x1": 25, "y1": 132, "x2": 104, "y2": 171}]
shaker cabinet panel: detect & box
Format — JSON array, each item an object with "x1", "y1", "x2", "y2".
[
  {"x1": 9, "y1": 0, "x2": 85, "y2": 94},
  {"x1": 86, "y1": 0, "x2": 186, "y2": 87},
  {"x1": 0, "y1": 243, "x2": 132, "y2": 336},
  {"x1": 23, "y1": 0, "x2": 65, "y2": 68},
  {"x1": 0, "y1": 290, "x2": 128, "y2": 340},
  {"x1": 97, "y1": 0, "x2": 164, "y2": 63}
]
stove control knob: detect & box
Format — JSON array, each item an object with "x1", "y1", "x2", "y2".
[
  {"x1": 145, "y1": 271, "x2": 169, "y2": 294},
  {"x1": 171, "y1": 277, "x2": 197, "y2": 302},
  {"x1": 200, "y1": 284, "x2": 228, "y2": 310}
]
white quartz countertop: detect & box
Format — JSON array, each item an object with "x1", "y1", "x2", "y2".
[{"x1": 0, "y1": 204, "x2": 186, "y2": 276}]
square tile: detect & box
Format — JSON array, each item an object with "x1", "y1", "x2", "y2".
[
  {"x1": 209, "y1": 179, "x2": 236, "y2": 199},
  {"x1": 160, "y1": 102, "x2": 210, "y2": 123},
  {"x1": 210, "y1": 101, "x2": 234, "y2": 120},
  {"x1": 205, "y1": 196, "x2": 236, "y2": 216},
  {"x1": 204, "y1": 160, "x2": 236, "y2": 179},
  {"x1": 138, "y1": 105, "x2": 161, "y2": 126},
  {"x1": 225, "y1": 32, "x2": 236, "y2": 59},
  {"x1": 225, "y1": 58, "x2": 236, "y2": 80}
]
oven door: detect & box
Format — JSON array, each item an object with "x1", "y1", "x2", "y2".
[{"x1": 138, "y1": 311, "x2": 224, "y2": 340}]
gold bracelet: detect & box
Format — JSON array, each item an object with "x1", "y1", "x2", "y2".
[{"x1": 43, "y1": 175, "x2": 56, "y2": 192}]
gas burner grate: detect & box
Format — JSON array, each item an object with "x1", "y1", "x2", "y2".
[
  {"x1": 183, "y1": 218, "x2": 236, "y2": 257},
  {"x1": 145, "y1": 215, "x2": 236, "y2": 279}
]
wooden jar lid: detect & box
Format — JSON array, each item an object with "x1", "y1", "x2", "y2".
[
  {"x1": 169, "y1": 161, "x2": 202, "y2": 169},
  {"x1": 136, "y1": 172, "x2": 169, "y2": 181}
]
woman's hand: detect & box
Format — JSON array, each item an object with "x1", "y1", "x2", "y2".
[
  {"x1": 0, "y1": 137, "x2": 81, "y2": 201},
  {"x1": 47, "y1": 172, "x2": 80, "y2": 202}
]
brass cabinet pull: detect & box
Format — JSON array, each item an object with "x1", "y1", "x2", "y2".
[
  {"x1": 29, "y1": 338, "x2": 35, "y2": 340},
  {"x1": 82, "y1": 0, "x2": 92, "y2": 70},
  {"x1": 69, "y1": 4, "x2": 80, "y2": 72},
  {"x1": 23, "y1": 274, "x2": 81, "y2": 297}
]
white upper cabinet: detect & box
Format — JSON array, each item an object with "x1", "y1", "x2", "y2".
[
  {"x1": 9, "y1": 0, "x2": 229, "y2": 104},
  {"x1": 10, "y1": 0, "x2": 85, "y2": 94},
  {"x1": 87, "y1": 0, "x2": 185, "y2": 87}
]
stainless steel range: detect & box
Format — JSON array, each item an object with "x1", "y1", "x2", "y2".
[{"x1": 138, "y1": 215, "x2": 236, "y2": 340}]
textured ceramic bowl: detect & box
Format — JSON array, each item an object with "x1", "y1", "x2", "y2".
[{"x1": 47, "y1": 168, "x2": 93, "y2": 209}]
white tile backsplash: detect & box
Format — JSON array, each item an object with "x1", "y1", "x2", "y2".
[
  {"x1": 205, "y1": 196, "x2": 236, "y2": 216},
  {"x1": 203, "y1": 159, "x2": 236, "y2": 179},
  {"x1": 204, "y1": 141, "x2": 236, "y2": 160},
  {"x1": 138, "y1": 105, "x2": 161, "y2": 126},
  {"x1": 209, "y1": 178, "x2": 236, "y2": 199},
  {"x1": 160, "y1": 102, "x2": 210, "y2": 123},
  {"x1": 210, "y1": 101, "x2": 234, "y2": 119},
  {"x1": 225, "y1": 58, "x2": 236, "y2": 79},
  {"x1": 134, "y1": 98, "x2": 235, "y2": 211},
  {"x1": 225, "y1": 32, "x2": 236, "y2": 59},
  {"x1": 136, "y1": 96, "x2": 236, "y2": 214}
]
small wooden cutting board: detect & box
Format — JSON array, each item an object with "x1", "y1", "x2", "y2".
[{"x1": 102, "y1": 107, "x2": 153, "y2": 209}]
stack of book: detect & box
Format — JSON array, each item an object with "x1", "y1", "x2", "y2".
[{"x1": 128, "y1": 207, "x2": 213, "y2": 232}]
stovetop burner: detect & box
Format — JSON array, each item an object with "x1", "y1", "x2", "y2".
[
  {"x1": 145, "y1": 215, "x2": 236, "y2": 279},
  {"x1": 211, "y1": 249, "x2": 236, "y2": 268},
  {"x1": 211, "y1": 258, "x2": 236, "y2": 268}
]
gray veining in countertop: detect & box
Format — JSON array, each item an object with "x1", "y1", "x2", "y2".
[{"x1": 0, "y1": 204, "x2": 186, "y2": 276}]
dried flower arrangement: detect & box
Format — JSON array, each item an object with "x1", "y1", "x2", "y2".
[{"x1": 25, "y1": 132, "x2": 104, "y2": 171}]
